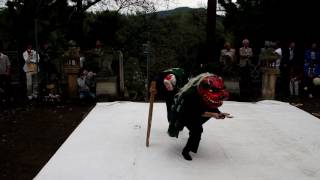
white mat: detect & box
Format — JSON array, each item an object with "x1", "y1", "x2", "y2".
[{"x1": 34, "y1": 101, "x2": 320, "y2": 180}]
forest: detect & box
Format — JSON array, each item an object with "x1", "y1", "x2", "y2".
[{"x1": 0, "y1": 0, "x2": 319, "y2": 99}]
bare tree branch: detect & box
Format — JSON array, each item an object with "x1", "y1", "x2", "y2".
[
  {"x1": 82, "y1": 0, "x2": 103, "y2": 12},
  {"x1": 64, "y1": 0, "x2": 158, "y2": 13}
]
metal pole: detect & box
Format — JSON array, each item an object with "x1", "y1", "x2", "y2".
[
  {"x1": 118, "y1": 51, "x2": 124, "y2": 96},
  {"x1": 34, "y1": 19, "x2": 40, "y2": 96},
  {"x1": 35, "y1": 19, "x2": 39, "y2": 69}
]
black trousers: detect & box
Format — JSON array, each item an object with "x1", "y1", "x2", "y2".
[
  {"x1": 184, "y1": 117, "x2": 210, "y2": 153},
  {"x1": 165, "y1": 97, "x2": 174, "y2": 122}
]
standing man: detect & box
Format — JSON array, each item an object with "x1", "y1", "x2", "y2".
[
  {"x1": 0, "y1": 45, "x2": 11, "y2": 102},
  {"x1": 39, "y1": 41, "x2": 50, "y2": 86},
  {"x1": 23, "y1": 43, "x2": 40, "y2": 100},
  {"x1": 274, "y1": 41, "x2": 282, "y2": 70},
  {"x1": 281, "y1": 41, "x2": 302, "y2": 97},
  {"x1": 219, "y1": 42, "x2": 236, "y2": 69},
  {"x1": 239, "y1": 39, "x2": 253, "y2": 98},
  {"x1": 303, "y1": 42, "x2": 320, "y2": 98},
  {"x1": 239, "y1": 39, "x2": 253, "y2": 67}
]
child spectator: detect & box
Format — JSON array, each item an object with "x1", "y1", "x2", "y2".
[{"x1": 77, "y1": 69, "x2": 96, "y2": 100}]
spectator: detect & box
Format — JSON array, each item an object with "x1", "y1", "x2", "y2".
[
  {"x1": 305, "y1": 43, "x2": 320, "y2": 66},
  {"x1": 23, "y1": 43, "x2": 40, "y2": 100},
  {"x1": 39, "y1": 41, "x2": 59, "y2": 95},
  {"x1": 280, "y1": 41, "x2": 302, "y2": 97},
  {"x1": 260, "y1": 40, "x2": 271, "y2": 54},
  {"x1": 39, "y1": 41, "x2": 50, "y2": 83},
  {"x1": 239, "y1": 38, "x2": 253, "y2": 67},
  {"x1": 289, "y1": 64, "x2": 304, "y2": 97},
  {"x1": 303, "y1": 43, "x2": 320, "y2": 98},
  {"x1": 219, "y1": 42, "x2": 236, "y2": 69},
  {"x1": 238, "y1": 39, "x2": 255, "y2": 98},
  {"x1": 0, "y1": 44, "x2": 11, "y2": 102},
  {"x1": 77, "y1": 69, "x2": 96, "y2": 100},
  {"x1": 274, "y1": 41, "x2": 282, "y2": 70}
]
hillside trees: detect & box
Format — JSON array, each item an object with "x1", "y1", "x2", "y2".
[
  {"x1": 218, "y1": 0, "x2": 320, "y2": 48},
  {"x1": 4, "y1": 0, "x2": 157, "y2": 49}
]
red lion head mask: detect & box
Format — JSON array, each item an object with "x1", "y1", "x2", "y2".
[{"x1": 197, "y1": 74, "x2": 229, "y2": 109}]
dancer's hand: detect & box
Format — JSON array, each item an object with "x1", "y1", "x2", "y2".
[
  {"x1": 220, "y1": 112, "x2": 233, "y2": 118},
  {"x1": 202, "y1": 112, "x2": 233, "y2": 119},
  {"x1": 202, "y1": 112, "x2": 225, "y2": 119}
]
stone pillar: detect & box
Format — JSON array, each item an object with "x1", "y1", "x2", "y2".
[
  {"x1": 64, "y1": 65, "x2": 80, "y2": 98},
  {"x1": 261, "y1": 68, "x2": 279, "y2": 99},
  {"x1": 96, "y1": 76, "x2": 118, "y2": 96},
  {"x1": 63, "y1": 42, "x2": 80, "y2": 98},
  {"x1": 259, "y1": 46, "x2": 280, "y2": 100},
  {"x1": 95, "y1": 50, "x2": 118, "y2": 97}
]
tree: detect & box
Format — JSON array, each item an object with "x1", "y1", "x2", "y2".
[
  {"x1": 206, "y1": 0, "x2": 217, "y2": 63},
  {"x1": 2, "y1": 0, "x2": 160, "y2": 82},
  {"x1": 219, "y1": 0, "x2": 320, "y2": 47},
  {"x1": 4, "y1": 0, "x2": 158, "y2": 47}
]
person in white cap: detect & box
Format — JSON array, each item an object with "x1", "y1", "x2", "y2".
[
  {"x1": 163, "y1": 73, "x2": 176, "y2": 91},
  {"x1": 153, "y1": 68, "x2": 187, "y2": 124}
]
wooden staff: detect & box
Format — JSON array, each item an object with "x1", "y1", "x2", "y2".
[{"x1": 146, "y1": 81, "x2": 156, "y2": 147}]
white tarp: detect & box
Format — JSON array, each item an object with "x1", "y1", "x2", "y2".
[{"x1": 34, "y1": 101, "x2": 320, "y2": 180}]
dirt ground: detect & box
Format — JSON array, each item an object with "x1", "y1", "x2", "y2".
[
  {"x1": 0, "y1": 100, "x2": 95, "y2": 180},
  {"x1": 0, "y1": 96, "x2": 319, "y2": 180}
]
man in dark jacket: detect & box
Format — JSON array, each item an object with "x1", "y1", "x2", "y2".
[
  {"x1": 170, "y1": 73, "x2": 230, "y2": 161},
  {"x1": 280, "y1": 41, "x2": 303, "y2": 96}
]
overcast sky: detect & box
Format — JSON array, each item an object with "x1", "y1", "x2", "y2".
[
  {"x1": 156, "y1": 0, "x2": 237, "y2": 11},
  {"x1": 155, "y1": 0, "x2": 207, "y2": 11}
]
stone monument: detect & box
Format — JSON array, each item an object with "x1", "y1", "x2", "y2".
[
  {"x1": 89, "y1": 40, "x2": 118, "y2": 97},
  {"x1": 259, "y1": 47, "x2": 280, "y2": 99},
  {"x1": 63, "y1": 40, "x2": 80, "y2": 98}
]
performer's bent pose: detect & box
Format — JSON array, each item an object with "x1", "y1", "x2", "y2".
[{"x1": 170, "y1": 73, "x2": 230, "y2": 161}]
